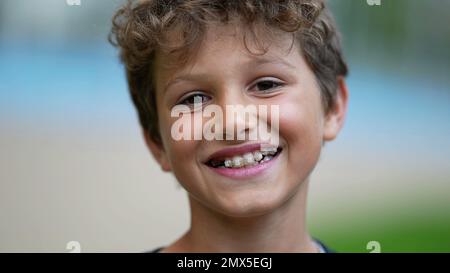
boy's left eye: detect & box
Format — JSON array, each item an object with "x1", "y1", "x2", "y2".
[{"x1": 251, "y1": 79, "x2": 285, "y2": 93}]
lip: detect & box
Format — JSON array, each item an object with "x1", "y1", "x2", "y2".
[
  {"x1": 204, "y1": 143, "x2": 282, "y2": 179},
  {"x1": 204, "y1": 143, "x2": 276, "y2": 163}
]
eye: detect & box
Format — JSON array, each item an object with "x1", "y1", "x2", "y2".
[
  {"x1": 177, "y1": 92, "x2": 211, "y2": 106},
  {"x1": 251, "y1": 79, "x2": 285, "y2": 93}
]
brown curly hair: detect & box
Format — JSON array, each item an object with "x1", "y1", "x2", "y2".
[{"x1": 109, "y1": 0, "x2": 348, "y2": 144}]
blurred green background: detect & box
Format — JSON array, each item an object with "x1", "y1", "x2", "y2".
[
  {"x1": 309, "y1": 0, "x2": 450, "y2": 253},
  {"x1": 0, "y1": 0, "x2": 449, "y2": 252}
]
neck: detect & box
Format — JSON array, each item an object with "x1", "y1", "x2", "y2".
[{"x1": 172, "y1": 178, "x2": 317, "y2": 253}]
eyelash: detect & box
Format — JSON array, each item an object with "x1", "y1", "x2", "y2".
[
  {"x1": 177, "y1": 92, "x2": 211, "y2": 107},
  {"x1": 252, "y1": 79, "x2": 285, "y2": 93},
  {"x1": 176, "y1": 79, "x2": 285, "y2": 106}
]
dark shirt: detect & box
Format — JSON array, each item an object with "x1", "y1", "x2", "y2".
[{"x1": 148, "y1": 239, "x2": 334, "y2": 253}]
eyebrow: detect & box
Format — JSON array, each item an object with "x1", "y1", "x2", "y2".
[
  {"x1": 248, "y1": 57, "x2": 296, "y2": 70},
  {"x1": 162, "y1": 73, "x2": 211, "y2": 94},
  {"x1": 162, "y1": 57, "x2": 296, "y2": 93}
]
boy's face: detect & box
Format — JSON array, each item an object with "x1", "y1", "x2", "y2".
[{"x1": 146, "y1": 22, "x2": 347, "y2": 217}]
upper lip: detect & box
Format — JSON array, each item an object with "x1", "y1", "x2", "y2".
[{"x1": 204, "y1": 143, "x2": 278, "y2": 163}]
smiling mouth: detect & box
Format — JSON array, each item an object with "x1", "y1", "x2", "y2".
[{"x1": 206, "y1": 147, "x2": 282, "y2": 169}]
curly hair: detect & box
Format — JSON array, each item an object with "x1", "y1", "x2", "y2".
[{"x1": 109, "y1": 0, "x2": 348, "y2": 144}]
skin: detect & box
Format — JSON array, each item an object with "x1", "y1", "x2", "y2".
[{"x1": 144, "y1": 21, "x2": 348, "y2": 252}]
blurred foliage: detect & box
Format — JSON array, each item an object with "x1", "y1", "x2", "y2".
[
  {"x1": 310, "y1": 205, "x2": 450, "y2": 252},
  {"x1": 329, "y1": 0, "x2": 450, "y2": 80}
]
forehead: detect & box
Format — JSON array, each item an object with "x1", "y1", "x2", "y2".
[{"x1": 153, "y1": 21, "x2": 300, "y2": 88}]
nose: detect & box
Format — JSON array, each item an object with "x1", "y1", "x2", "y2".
[{"x1": 217, "y1": 88, "x2": 258, "y2": 142}]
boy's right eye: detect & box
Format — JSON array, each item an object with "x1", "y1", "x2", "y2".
[{"x1": 177, "y1": 92, "x2": 211, "y2": 107}]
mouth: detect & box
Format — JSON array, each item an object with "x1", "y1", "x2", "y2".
[
  {"x1": 206, "y1": 146, "x2": 283, "y2": 169},
  {"x1": 204, "y1": 144, "x2": 283, "y2": 179}
]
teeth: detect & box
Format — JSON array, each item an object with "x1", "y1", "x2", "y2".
[
  {"x1": 243, "y1": 153, "x2": 255, "y2": 165},
  {"x1": 224, "y1": 159, "x2": 233, "y2": 168},
  {"x1": 253, "y1": 151, "x2": 263, "y2": 162},
  {"x1": 263, "y1": 155, "x2": 273, "y2": 162},
  {"x1": 217, "y1": 147, "x2": 279, "y2": 169},
  {"x1": 261, "y1": 147, "x2": 277, "y2": 155},
  {"x1": 232, "y1": 156, "x2": 243, "y2": 168}
]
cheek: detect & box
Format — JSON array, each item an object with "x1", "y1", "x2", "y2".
[
  {"x1": 161, "y1": 130, "x2": 203, "y2": 192},
  {"x1": 159, "y1": 114, "x2": 198, "y2": 166},
  {"x1": 276, "y1": 87, "x2": 324, "y2": 169}
]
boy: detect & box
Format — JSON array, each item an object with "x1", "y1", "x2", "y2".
[{"x1": 110, "y1": 0, "x2": 348, "y2": 252}]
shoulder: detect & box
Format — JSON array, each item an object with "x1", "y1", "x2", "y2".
[
  {"x1": 146, "y1": 241, "x2": 335, "y2": 253},
  {"x1": 314, "y1": 239, "x2": 336, "y2": 253},
  {"x1": 145, "y1": 246, "x2": 165, "y2": 253}
]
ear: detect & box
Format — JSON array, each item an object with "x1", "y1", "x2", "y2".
[
  {"x1": 143, "y1": 130, "x2": 172, "y2": 172},
  {"x1": 323, "y1": 77, "x2": 349, "y2": 142}
]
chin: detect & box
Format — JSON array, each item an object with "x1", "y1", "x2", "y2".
[{"x1": 210, "y1": 188, "x2": 290, "y2": 218}]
